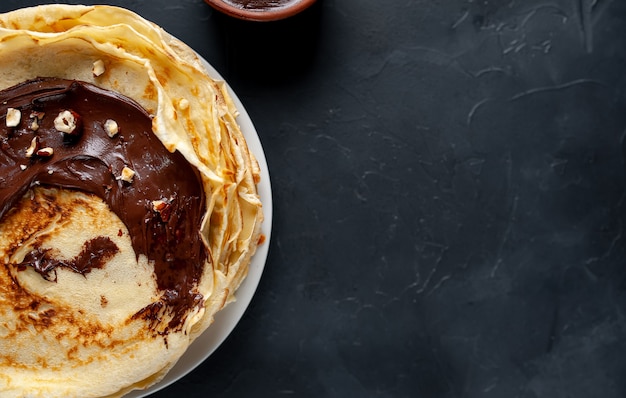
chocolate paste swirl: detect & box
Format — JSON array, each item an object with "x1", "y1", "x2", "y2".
[
  {"x1": 19, "y1": 237, "x2": 120, "y2": 282},
  {"x1": 0, "y1": 77, "x2": 206, "y2": 331}
]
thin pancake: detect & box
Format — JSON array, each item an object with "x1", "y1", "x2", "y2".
[{"x1": 0, "y1": 5, "x2": 263, "y2": 398}]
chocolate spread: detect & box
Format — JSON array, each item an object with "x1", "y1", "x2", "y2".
[
  {"x1": 0, "y1": 77, "x2": 206, "y2": 330},
  {"x1": 19, "y1": 237, "x2": 120, "y2": 281},
  {"x1": 224, "y1": 0, "x2": 297, "y2": 10}
]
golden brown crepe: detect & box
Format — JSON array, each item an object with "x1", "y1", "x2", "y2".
[{"x1": 0, "y1": 5, "x2": 263, "y2": 397}]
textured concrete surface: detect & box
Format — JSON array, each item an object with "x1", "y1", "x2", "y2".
[{"x1": 2, "y1": 1, "x2": 625, "y2": 397}]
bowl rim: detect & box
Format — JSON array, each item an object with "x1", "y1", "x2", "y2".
[{"x1": 205, "y1": 0, "x2": 317, "y2": 21}]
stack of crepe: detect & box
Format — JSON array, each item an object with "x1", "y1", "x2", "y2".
[{"x1": 0, "y1": 5, "x2": 263, "y2": 397}]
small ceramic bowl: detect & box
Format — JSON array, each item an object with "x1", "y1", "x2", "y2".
[{"x1": 204, "y1": 0, "x2": 316, "y2": 22}]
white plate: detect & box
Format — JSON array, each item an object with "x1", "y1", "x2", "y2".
[{"x1": 126, "y1": 56, "x2": 273, "y2": 397}]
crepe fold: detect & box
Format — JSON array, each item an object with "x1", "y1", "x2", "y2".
[{"x1": 0, "y1": 5, "x2": 263, "y2": 398}]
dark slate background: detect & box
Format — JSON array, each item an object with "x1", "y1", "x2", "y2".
[{"x1": 1, "y1": 1, "x2": 625, "y2": 397}]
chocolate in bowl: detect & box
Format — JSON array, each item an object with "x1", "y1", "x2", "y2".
[{"x1": 204, "y1": 0, "x2": 316, "y2": 21}]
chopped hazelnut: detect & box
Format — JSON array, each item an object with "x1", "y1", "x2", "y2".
[
  {"x1": 54, "y1": 110, "x2": 82, "y2": 135},
  {"x1": 104, "y1": 119, "x2": 119, "y2": 137},
  {"x1": 6, "y1": 107, "x2": 21, "y2": 127},
  {"x1": 36, "y1": 147, "x2": 54, "y2": 157},
  {"x1": 28, "y1": 111, "x2": 45, "y2": 131},
  {"x1": 118, "y1": 166, "x2": 135, "y2": 183},
  {"x1": 29, "y1": 118, "x2": 39, "y2": 131},
  {"x1": 92, "y1": 59, "x2": 106, "y2": 77},
  {"x1": 152, "y1": 199, "x2": 173, "y2": 222},
  {"x1": 152, "y1": 200, "x2": 166, "y2": 211},
  {"x1": 25, "y1": 136, "x2": 39, "y2": 158},
  {"x1": 20, "y1": 164, "x2": 27, "y2": 171}
]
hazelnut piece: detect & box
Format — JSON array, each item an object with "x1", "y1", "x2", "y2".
[
  {"x1": 36, "y1": 147, "x2": 54, "y2": 157},
  {"x1": 29, "y1": 118, "x2": 39, "y2": 131},
  {"x1": 54, "y1": 110, "x2": 82, "y2": 136},
  {"x1": 92, "y1": 59, "x2": 106, "y2": 77},
  {"x1": 6, "y1": 107, "x2": 21, "y2": 127},
  {"x1": 118, "y1": 166, "x2": 135, "y2": 183},
  {"x1": 104, "y1": 119, "x2": 119, "y2": 138},
  {"x1": 25, "y1": 136, "x2": 39, "y2": 158},
  {"x1": 28, "y1": 111, "x2": 45, "y2": 131},
  {"x1": 152, "y1": 199, "x2": 173, "y2": 222}
]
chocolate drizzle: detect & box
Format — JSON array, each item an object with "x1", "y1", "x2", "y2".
[
  {"x1": 0, "y1": 77, "x2": 207, "y2": 330},
  {"x1": 19, "y1": 237, "x2": 120, "y2": 282}
]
